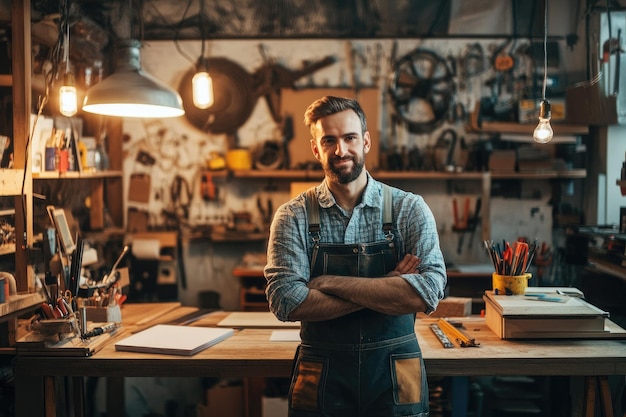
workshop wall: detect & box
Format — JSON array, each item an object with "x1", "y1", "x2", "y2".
[{"x1": 120, "y1": 33, "x2": 578, "y2": 309}]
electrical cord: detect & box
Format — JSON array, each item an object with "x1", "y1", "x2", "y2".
[
  {"x1": 172, "y1": 0, "x2": 198, "y2": 66},
  {"x1": 541, "y1": 0, "x2": 548, "y2": 104}
]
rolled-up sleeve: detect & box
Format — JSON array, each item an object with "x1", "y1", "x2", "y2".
[
  {"x1": 264, "y1": 200, "x2": 311, "y2": 321},
  {"x1": 396, "y1": 194, "x2": 447, "y2": 314}
]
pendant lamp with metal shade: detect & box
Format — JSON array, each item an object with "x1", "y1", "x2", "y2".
[
  {"x1": 82, "y1": 0, "x2": 184, "y2": 119},
  {"x1": 82, "y1": 39, "x2": 184, "y2": 118}
]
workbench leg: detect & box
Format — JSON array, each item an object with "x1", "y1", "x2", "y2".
[
  {"x1": 106, "y1": 377, "x2": 126, "y2": 417},
  {"x1": 450, "y1": 376, "x2": 469, "y2": 417},
  {"x1": 584, "y1": 376, "x2": 615, "y2": 417},
  {"x1": 244, "y1": 377, "x2": 265, "y2": 417},
  {"x1": 619, "y1": 376, "x2": 626, "y2": 417},
  {"x1": 598, "y1": 376, "x2": 615, "y2": 417},
  {"x1": 15, "y1": 373, "x2": 45, "y2": 417},
  {"x1": 46, "y1": 376, "x2": 57, "y2": 417},
  {"x1": 571, "y1": 377, "x2": 585, "y2": 417},
  {"x1": 73, "y1": 377, "x2": 85, "y2": 417}
]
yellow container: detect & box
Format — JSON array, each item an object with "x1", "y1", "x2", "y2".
[
  {"x1": 492, "y1": 273, "x2": 531, "y2": 295},
  {"x1": 226, "y1": 149, "x2": 252, "y2": 171}
]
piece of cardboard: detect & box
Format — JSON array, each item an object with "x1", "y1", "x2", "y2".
[
  {"x1": 127, "y1": 209, "x2": 149, "y2": 233},
  {"x1": 199, "y1": 385, "x2": 243, "y2": 417},
  {"x1": 128, "y1": 173, "x2": 151, "y2": 203}
]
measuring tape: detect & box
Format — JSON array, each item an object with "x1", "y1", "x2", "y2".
[{"x1": 430, "y1": 323, "x2": 454, "y2": 348}]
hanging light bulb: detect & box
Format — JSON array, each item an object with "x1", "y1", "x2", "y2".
[
  {"x1": 59, "y1": 71, "x2": 78, "y2": 117},
  {"x1": 533, "y1": 0, "x2": 553, "y2": 144},
  {"x1": 533, "y1": 100, "x2": 553, "y2": 143},
  {"x1": 59, "y1": 7, "x2": 77, "y2": 117},
  {"x1": 192, "y1": 56, "x2": 214, "y2": 109}
]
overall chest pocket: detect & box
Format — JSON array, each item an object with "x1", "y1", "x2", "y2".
[{"x1": 311, "y1": 241, "x2": 397, "y2": 278}]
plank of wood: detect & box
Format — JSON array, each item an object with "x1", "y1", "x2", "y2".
[
  {"x1": 217, "y1": 312, "x2": 300, "y2": 328},
  {"x1": 122, "y1": 302, "x2": 181, "y2": 325},
  {"x1": 0, "y1": 292, "x2": 46, "y2": 318}
]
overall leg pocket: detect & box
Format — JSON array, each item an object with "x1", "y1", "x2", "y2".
[
  {"x1": 289, "y1": 354, "x2": 328, "y2": 412},
  {"x1": 390, "y1": 352, "x2": 424, "y2": 405}
]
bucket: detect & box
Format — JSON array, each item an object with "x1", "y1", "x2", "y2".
[
  {"x1": 492, "y1": 272, "x2": 531, "y2": 295},
  {"x1": 226, "y1": 149, "x2": 252, "y2": 171}
]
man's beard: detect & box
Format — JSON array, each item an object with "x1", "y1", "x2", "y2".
[{"x1": 324, "y1": 155, "x2": 365, "y2": 184}]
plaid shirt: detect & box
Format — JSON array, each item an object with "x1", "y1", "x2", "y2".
[{"x1": 264, "y1": 172, "x2": 446, "y2": 321}]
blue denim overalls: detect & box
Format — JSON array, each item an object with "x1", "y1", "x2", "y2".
[{"x1": 287, "y1": 186, "x2": 429, "y2": 417}]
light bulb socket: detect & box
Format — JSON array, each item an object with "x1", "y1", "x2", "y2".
[
  {"x1": 63, "y1": 71, "x2": 75, "y2": 86},
  {"x1": 195, "y1": 56, "x2": 209, "y2": 73},
  {"x1": 538, "y1": 100, "x2": 551, "y2": 120}
]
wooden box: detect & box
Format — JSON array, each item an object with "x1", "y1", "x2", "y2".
[
  {"x1": 430, "y1": 296, "x2": 472, "y2": 318},
  {"x1": 483, "y1": 289, "x2": 608, "y2": 339},
  {"x1": 84, "y1": 304, "x2": 122, "y2": 323}
]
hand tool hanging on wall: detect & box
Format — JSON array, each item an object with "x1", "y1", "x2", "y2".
[
  {"x1": 257, "y1": 195, "x2": 273, "y2": 227},
  {"x1": 281, "y1": 114, "x2": 294, "y2": 169},
  {"x1": 169, "y1": 175, "x2": 192, "y2": 221},
  {"x1": 200, "y1": 170, "x2": 218, "y2": 202},
  {"x1": 345, "y1": 41, "x2": 367, "y2": 98},
  {"x1": 452, "y1": 197, "x2": 470, "y2": 255},
  {"x1": 255, "y1": 44, "x2": 337, "y2": 123},
  {"x1": 467, "y1": 198, "x2": 482, "y2": 250}
]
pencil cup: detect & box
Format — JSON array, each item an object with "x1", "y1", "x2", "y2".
[{"x1": 492, "y1": 272, "x2": 531, "y2": 295}]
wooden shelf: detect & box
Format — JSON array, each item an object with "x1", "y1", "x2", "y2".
[
  {"x1": 0, "y1": 244, "x2": 15, "y2": 256},
  {"x1": 479, "y1": 121, "x2": 589, "y2": 135},
  {"x1": 231, "y1": 169, "x2": 323, "y2": 180},
  {"x1": 492, "y1": 169, "x2": 587, "y2": 179},
  {"x1": 467, "y1": 105, "x2": 589, "y2": 136},
  {"x1": 229, "y1": 169, "x2": 585, "y2": 181},
  {"x1": 33, "y1": 170, "x2": 123, "y2": 180},
  {"x1": 0, "y1": 74, "x2": 11, "y2": 87},
  {"x1": 0, "y1": 292, "x2": 46, "y2": 319},
  {"x1": 587, "y1": 256, "x2": 626, "y2": 282},
  {"x1": 207, "y1": 231, "x2": 268, "y2": 242}
]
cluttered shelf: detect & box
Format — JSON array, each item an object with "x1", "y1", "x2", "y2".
[
  {"x1": 0, "y1": 292, "x2": 46, "y2": 322},
  {"x1": 477, "y1": 121, "x2": 589, "y2": 135},
  {"x1": 571, "y1": 225, "x2": 626, "y2": 281},
  {"x1": 492, "y1": 169, "x2": 586, "y2": 179},
  {"x1": 229, "y1": 169, "x2": 586, "y2": 181},
  {"x1": 587, "y1": 255, "x2": 626, "y2": 282}
]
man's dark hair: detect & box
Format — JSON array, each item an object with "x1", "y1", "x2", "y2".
[{"x1": 304, "y1": 96, "x2": 367, "y2": 137}]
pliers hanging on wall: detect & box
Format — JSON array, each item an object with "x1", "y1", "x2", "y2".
[
  {"x1": 452, "y1": 197, "x2": 481, "y2": 255},
  {"x1": 452, "y1": 197, "x2": 470, "y2": 254}
]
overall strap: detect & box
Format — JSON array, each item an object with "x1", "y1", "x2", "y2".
[
  {"x1": 306, "y1": 188, "x2": 320, "y2": 242},
  {"x1": 382, "y1": 184, "x2": 393, "y2": 236},
  {"x1": 306, "y1": 185, "x2": 394, "y2": 241}
]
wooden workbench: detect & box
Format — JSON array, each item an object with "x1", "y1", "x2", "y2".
[{"x1": 14, "y1": 304, "x2": 626, "y2": 417}]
